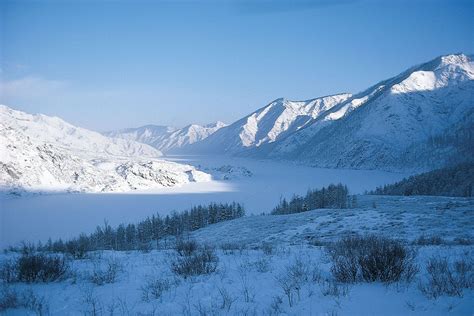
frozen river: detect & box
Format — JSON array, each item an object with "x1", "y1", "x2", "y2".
[{"x1": 0, "y1": 156, "x2": 408, "y2": 248}]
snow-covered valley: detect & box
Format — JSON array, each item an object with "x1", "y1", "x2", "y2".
[
  {"x1": 0, "y1": 155, "x2": 407, "y2": 248},
  {"x1": 1, "y1": 195, "x2": 472, "y2": 315},
  {"x1": 1, "y1": 54, "x2": 473, "y2": 316}
]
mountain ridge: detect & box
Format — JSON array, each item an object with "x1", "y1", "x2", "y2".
[{"x1": 178, "y1": 53, "x2": 474, "y2": 171}]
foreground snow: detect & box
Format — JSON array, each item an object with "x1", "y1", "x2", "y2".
[{"x1": 1, "y1": 194, "x2": 473, "y2": 315}]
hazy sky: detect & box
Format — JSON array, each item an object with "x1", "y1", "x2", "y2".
[{"x1": 1, "y1": 0, "x2": 473, "y2": 131}]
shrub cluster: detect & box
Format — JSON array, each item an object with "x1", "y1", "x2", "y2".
[
  {"x1": 89, "y1": 258, "x2": 122, "y2": 285},
  {"x1": 171, "y1": 240, "x2": 218, "y2": 278},
  {"x1": 0, "y1": 253, "x2": 68, "y2": 283},
  {"x1": 419, "y1": 256, "x2": 473, "y2": 298},
  {"x1": 326, "y1": 235, "x2": 418, "y2": 283}
]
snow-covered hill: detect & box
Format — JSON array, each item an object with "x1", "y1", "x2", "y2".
[
  {"x1": 0, "y1": 105, "x2": 211, "y2": 193},
  {"x1": 105, "y1": 121, "x2": 226, "y2": 154},
  {"x1": 182, "y1": 54, "x2": 474, "y2": 171}
]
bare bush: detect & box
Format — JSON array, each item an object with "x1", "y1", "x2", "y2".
[
  {"x1": 275, "y1": 257, "x2": 310, "y2": 307},
  {"x1": 141, "y1": 277, "x2": 173, "y2": 302},
  {"x1": 3, "y1": 253, "x2": 69, "y2": 283},
  {"x1": 419, "y1": 256, "x2": 474, "y2": 298},
  {"x1": 267, "y1": 295, "x2": 284, "y2": 315},
  {"x1": 261, "y1": 243, "x2": 274, "y2": 256},
  {"x1": 252, "y1": 257, "x2": 272, "y2": 273},
  {"x1": 90, "y1": 258, "x2": 122, "y2": 285},
  {"x1": 217, "y1": 286, "x2": 237, "y2": 312},
  {"x1": 0, "y1": 286, "x2": 49, "y2": 315},
  {"x1": 320, "y1": 278, "x2": 348, "y2": 297},
  {"x1": 175, "y1": 239, "x2": 198, "y2": 257},
  {"x1": 171, "y1": 242, "x2": 218, "y2": 278},
  {"x1": 20, "y1": 289, "x2": 50, "y2": 315},
  {"x1": 82, "y1": 288, "x2": 103, "y2": 316},
  {"x1": 326, "y1": 234, "x2": 418, "y2": 283},
  {"x1": 238, "y1": 267, "x2": 255, "y2": 303}
]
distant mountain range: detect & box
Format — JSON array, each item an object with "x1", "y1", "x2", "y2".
[
  {"x1": 2, "y1": 53, "x2": 472, "y2": 194},
  {"x1": 120, "y1": 53, "x2": 470, "y2": 171},
  {"x1": 0, "y1": 105, "x2": 211, "y2": 193},
  {"x1": 104, "y1": 121, "x2": 226, "y2": 154}
]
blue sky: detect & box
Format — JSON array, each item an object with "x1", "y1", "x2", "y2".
[{"x1": 1, "y1": 0, "x2": 473, "y2": 131}]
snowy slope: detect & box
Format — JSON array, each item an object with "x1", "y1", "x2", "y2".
[
  {"x1": 262, "y1": 53, "x2": 474, "y2": 170},
  {"x1": 105, "y1": 121, "x2": 226, "y2": 153},
  {"x1": 183, "y1": 93, "x2": 352, "y2": 154},
  {"x1": 0, "y1": 105, "x2": 211, "y2": 193}
]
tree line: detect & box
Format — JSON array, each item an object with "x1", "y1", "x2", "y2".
[
  {"x1": 34, "y1": 202, "x2": 245, "y2": 257},
  {"x1": 369, "y1": 162, "x2": 473, "y2": 197},
  {"x1": 271, "y1": 183, "x2": 354, "y2": 215}
]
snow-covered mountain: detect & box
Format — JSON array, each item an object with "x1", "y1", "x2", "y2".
[
  {"x1": 0, "y1": 105, "x2": 211, "y2": 193},
  {"x1": 182, "y1": 53, "x2": 474, "y2": 171},
  {"x1": 105, "y1": 122, "x2": 226, "y2": 154},
  {"x1": 262, "y1": 53, "x2": 474, "y2": 170},
  {"x1": 182, "y1": 94, "x2": 352, "y2": 154}
]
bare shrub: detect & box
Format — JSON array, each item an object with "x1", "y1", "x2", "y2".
[
  {"x1": 275, "y1": 257, "x2": 310, "y2": 307},
  {"x1": 141, "y1": 277, "x2": 173, "y2": 302},
  {"x1": 82, "y1": 288, "x2": 103, "y2": 316},
  {"x1": 326, "y1": 234, "x2": 417, "y2": 283},
  {"x1": 90, "y1": 258, "x2": 122, "y2": 285},
  {"x1": 320, "y1": 278, "x2": 348, "y2": 297},
  {"x1": 175, "y1": 239, "x2": 198, "y2": 257},
  {"x1": 419, "y1": 256, "x2": 474, "y2": 298},
  {"x1": 252, "y1": 257, "x2": 272, "y2": 273},
  {"x1": 0, "y1": 286, "x2": 49, "y2": 315},
  {"x1": 20, "y1": 289, "x2": 50, "y2": 315},
  {"x1": 261, "y1": 243, "x2": 274, "y2": 256},
  {"x1": 9, "y1": 253, "x2": 69, "y2": 283},
  {"x1": 267, "y1": 295, "x2": 284, "y2": 315},
  {"x1": 217, "y1": 286, "x2": 237, "y2": 312},
  {"x1": 171, "y1": 243, "x2": 218, "y2": 278},
  {"x1": 237, "y1": 265, "x2": 255, "y2": 303}
]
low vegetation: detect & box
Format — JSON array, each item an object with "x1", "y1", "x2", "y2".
[
  {"x1": 419, "y1": 256, "x2": 473, "y2": 298},
  {"x1": 1, "y1": 253, "x2": 69, "y2": 283},
  {"x1": 171, "y1": 240, "x2": 219, "y2": 278},
  {"x1": 326, "y1": 234, "x2": 418, "y2": 283}
]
